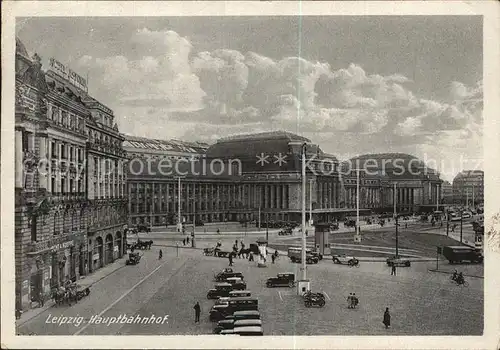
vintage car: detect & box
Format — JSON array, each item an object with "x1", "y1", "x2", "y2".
[
  {"x1": 213, "y1": 319, "x2": 235, "y2": 334},
  {"x1": 213, "y1": 319, "x2": 263, "y2": 334},
  {"x1": 214, "y1": 269, "x2": 244, "y2": 282},
  {"x1": 229, "y1": 290, "x2": 251, "y2": 298},
  {"x1": 386, "y1": 256, "x2": 411, "y2": 267},
  {"x1": 126, "y1": 252, "x2": 142, "y2": 265},
  {"x1": 225, "y1": 277, "x2": 247, "y2": 290},
  {"x1": 207, "y1": 283, "x2": 234, "y2": 299},
  {"x1": 265, "y1": 273, "x2": 295, "y2": 288},
  {"x1": 332, "y1": 254, "x2": 359, "y2": 266},
  {"x1": 214, "y1": 297, "x2": 230, "y2": 306},
  {"x1": 210, "y1": 297, "x2": 259, "y2": 321},
  {"x1": 288, "y1": 247, "x2": 319, "y2": 264},
  {"x1": 224, "y1": 310, "x2": 261, "y2": 321}
]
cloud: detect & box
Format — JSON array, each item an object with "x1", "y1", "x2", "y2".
[
  {"x1": 74, "y1": 28, "x2": 481, "y2": 181},
  {"x1": 77, "y1": 29, "x2": 205, "y2": 110}
]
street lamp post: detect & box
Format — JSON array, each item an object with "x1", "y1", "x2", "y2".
[
  {"x1": 300, "y1": 143, "x2": 307, "y2": 281},
  {"x1": 309, "y1": 179, "x2": 313, "y2": 224},
  {"x1": 394, "y1": 182, "x2": 399, "y2": 257},
  {"x1": 266, "y1": 213, "x2": 269, "y2": 242},
  {"x1": 192, "y1": 185, "x2": 196, "y2": 248},
  {"x1": 175, "y1": 177, "x2": 182, "y2": 232},
  {"x1": 460, "y1": 209, "x2": 463, "y2": 243},
  {"x1": 356, "y1": 167, "x2": 360, "y2": 240},
  {"x1": 289, "y1": 140, "x2": 311, "y2": 294}
]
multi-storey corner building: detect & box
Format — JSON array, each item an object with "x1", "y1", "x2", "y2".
[
  {"x1": 452, "y1": 170, "x2": 484, "y2": 206},
  {"x1": 14, "y1": 38, "x2": 128, "y2": 312}
]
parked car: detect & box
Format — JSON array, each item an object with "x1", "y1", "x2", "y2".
[
  {"x1": 207, "y1": 283, "x2": 234, "y2": 299},
  {"x1": 209, "y1": 297, "x2": 259, "y2": 321},
  {"x1": 442, "y1": 246, "x2": 483, "y2": 264},
  {"x1": 223, "y1": 310, "x2": 261, "y2": 322},
  {"x1": 214, "y1": 269, "x2": 244, "y2": 282},
  {"x1": 266, "y1": 273, "x2": 295, "y2": 288},
  {"x1": 213, "y1": 318, "x2": 262, "y2": 334},
  {"x1": 332, "y1": 254, "x2": 359, "y2": 266},
  {"x1": 386, "y1": 256, "x2": 411, "y2": 267},
  {"x1": 224, "y1": 277, "x2": 247, "y2": 290}
]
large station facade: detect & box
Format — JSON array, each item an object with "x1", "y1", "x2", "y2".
[
  {"x1": 15, "y1": 39, "x2": 128, "y2": 311},
  {"x1": 125, "y1": 132, "x2": 444, "y2": 228}
]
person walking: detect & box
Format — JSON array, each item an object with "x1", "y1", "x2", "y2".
[
  {"x1": 347, "y1": 293, "x2": 353, "y2": 309},
  {"x1": 193, "y1": 302, "x2": 201, "y2": 323},
  {"x1": 391, "y1": 264, "x2": 396, "y2": 276},
  {"x1": 271, "y1": 253, "x2": 276, "y2": 264},
  {"x1": 159, "y1": 249, "x2": 163, "y2": 260},
  {"x1": 182, "y1": 238, "x2": 186, "y2": 246},
  {"x1": 228, "y1": 252, "x2": 234, "y2": 266},
  {"x1": 383, "y1": 308, "x2": 391, "y2": 329},
  {"x1": 186, "y1": 236, "x2": 190, "y2": 245}
]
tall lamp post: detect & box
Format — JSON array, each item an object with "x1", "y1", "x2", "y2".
[
  {"x1": 309, "y1": 179, "x2": 314, "y2": 225},
  {"x1": 174, "y1": 176, "x2": 184, "y2": 233},
  {"x1": 289, "y1": 140, "x2": 311, "y2": 294},
  {"x1": 355, "y1": 167, "x2": 361, "y2": 241},
  {"x1": 394, "y1": 182, "x2": 399, "y2": 257}
]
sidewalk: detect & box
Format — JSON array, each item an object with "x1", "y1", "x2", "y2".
[{"x1": 16, "y1": 256, "x2": 128, "y2": 327}]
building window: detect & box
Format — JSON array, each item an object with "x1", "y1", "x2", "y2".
[
  {"x1": 61, "y1": 144, "x2": 67, "y2": 159},
  {"x1": 61, "y1": 179, "x2": 66, "y2": 194},
  {"x1": 31, "y1": 216, "x2": 37, "y2": 242},
  {"x1": 51, "y1": 141, "x2": 57, "y2": 158},
  {"x1": 51, "y1": 177, "x2": 56, "y2": 194},
  {"x1": 69, "y1": 179, "x2": 74, "y2": 193}
]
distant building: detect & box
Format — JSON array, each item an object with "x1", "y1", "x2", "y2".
[
  {"x1": 344, "y1": 153, "x2": 443, "y2": 213},
  {"x1": 452, "y1": 170, "x2": 484, "y2": 206},
  {"x1": 441, "y1": 181, "x2": 453, "y2": 204}
]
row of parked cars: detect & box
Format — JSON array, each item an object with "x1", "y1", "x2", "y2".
[{"x1": 208, "y1": 268, "x2": 263, "y2": 336}]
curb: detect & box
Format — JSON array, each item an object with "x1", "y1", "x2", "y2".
[
  {"x1": 427, "y1": 269, "x2": 484, "y2": 279},
  {"x1": 16, "y1": 258, "x2": 127, "y2": 327}
]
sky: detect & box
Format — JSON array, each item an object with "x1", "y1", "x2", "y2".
[{"x1": 16, "y1": 16, "x2": 483, "y2": 181}]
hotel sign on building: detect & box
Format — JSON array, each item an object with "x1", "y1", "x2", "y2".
[{"x1": 48, "y1": 58, "x2": 88, "y2": 92}]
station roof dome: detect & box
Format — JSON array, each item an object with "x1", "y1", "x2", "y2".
[
  {"x1": 348, "y1": 153, "x2": 440, "y2": 180},
  {"x1": 207, "y1": 131, "x2": 311, "y2": 159},
  {"x1": 453, "y1": 170, "x2": 484, "y2": 183}
]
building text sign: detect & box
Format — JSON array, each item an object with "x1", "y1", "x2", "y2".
[
  {"x1": 49, "y1": 58, "x2": 88, "y2": 92},
  {"x1": 31, "y1": 234, "x2": 76, "y2": 253}
]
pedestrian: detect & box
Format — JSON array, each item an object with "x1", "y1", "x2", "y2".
[
  {"x1": 352, "y1": 293, "x2": 358, "y2": 309},
  {"x1": 187, "y1": 236, "x2": 190, "y2": 245},
  {"x1": 217, "y1": 228, "x2": 220, "y2": 235},
  {"x1": 383, "y1": 308, "x2": 391, "y2": 329},
  {"x1": 248, "y1": 252, "x2": 254, "y2": 262},
  {"x1": 228, "y1": 253, "x2": 234, "y2": 266},
  {"x1": 271, "y1": 253, "x2": 276, "y2": 264},
  {"x1": 182, "y1": 238, "x2": 186, "y2": 246},
  {"x1": 193, "y1": 301, "x2": 201, "y2": 323},
  {"x1": 159, "y1": 249, "x2": 163, "y2": 260},
  {"x1": 391, "y1": 264, "x2": 396, "y2": 276}
]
